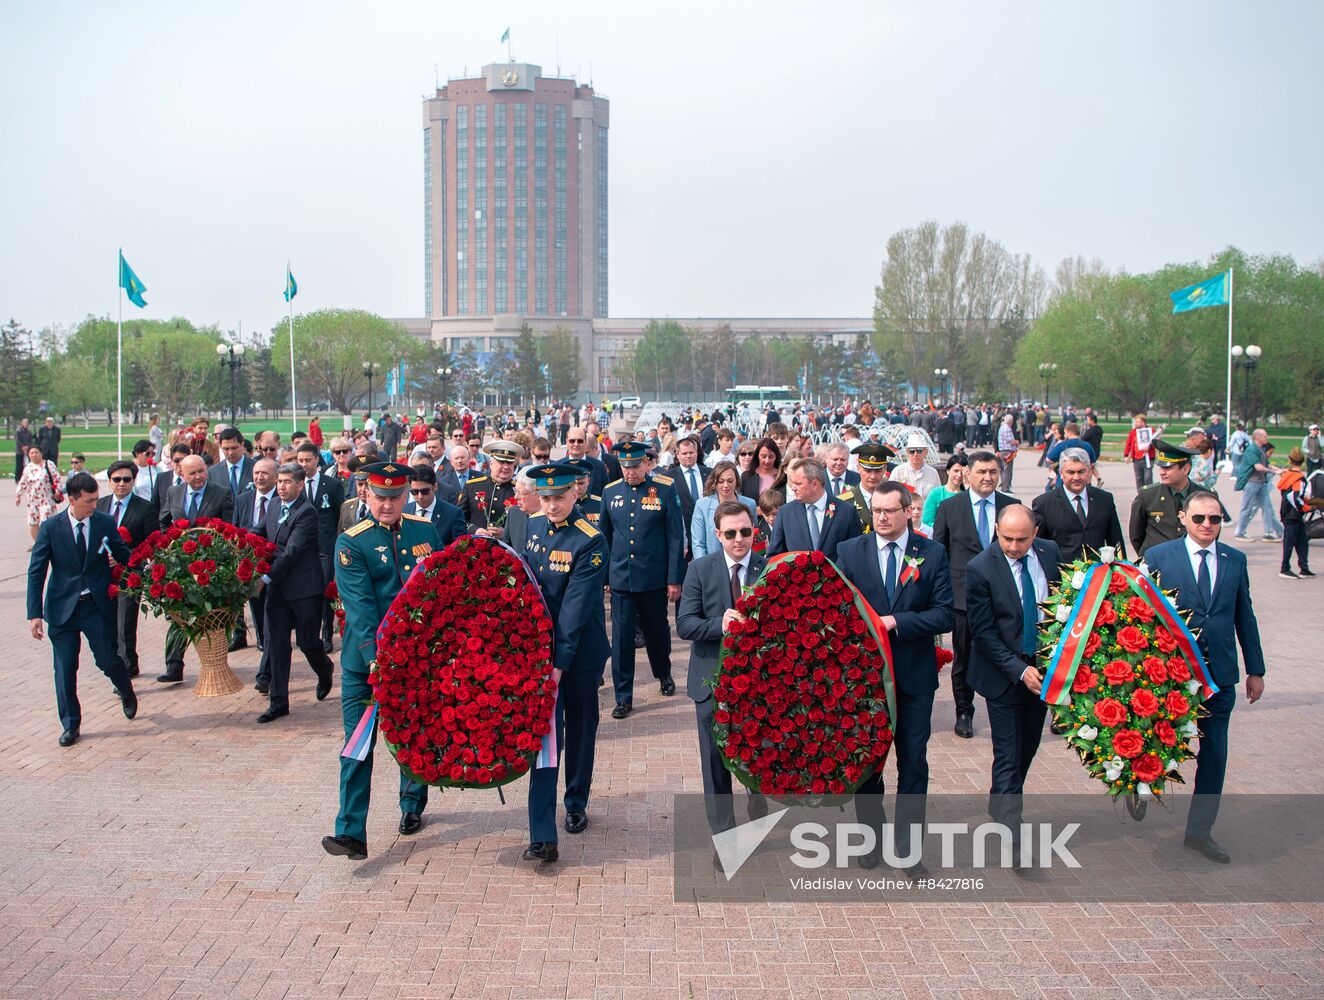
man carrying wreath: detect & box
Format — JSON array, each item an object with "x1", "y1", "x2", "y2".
[
  {"x1": 323, "y1": 462, "x2": 441, "y2": 861},
  {"x1": 521, "y1": 462, "x2": 610, "y2": 863}
]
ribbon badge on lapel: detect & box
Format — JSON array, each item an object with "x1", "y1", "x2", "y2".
[{"x1": 898, "y1": 555, "x2": 924, "y2": 587}]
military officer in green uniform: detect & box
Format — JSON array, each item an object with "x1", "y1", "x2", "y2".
[
  {"x1": 322, "y1": 462, "x2": 443, "y2": 861},
  {"x1": 521, "y1": 462, "x2": 610, "y2": 863},
  {"x1": 461, "y1": 440, "x2": 523, "y2": 539},
  {"x1": 838, "y1": 442, "x2": 895, "y2": 534},
  {"x1": 1129, "y1": 439, "x2": 1223, "y2": 556}
]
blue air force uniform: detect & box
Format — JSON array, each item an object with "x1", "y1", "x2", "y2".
[
  {"x1": 324, "y1": 462, "x2": 444, "y2": 860},
  {"x1": 522, "y1": 463, "x2": 610, "y2": 861},
  {"x1": 598, "y1": 443, "x2": 686, "y2": 715}
]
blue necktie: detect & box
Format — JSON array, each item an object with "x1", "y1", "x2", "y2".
[
  {"x1": 687, "y1": 467, "x2": 699, "y2": 500},
  {"x1": 977, "y1": 498, "x2": 992, "y2": 549},
  {"x1": 229, "y1": 464, "x2": 240, "y2": 497},
  {"x1": 884, "y1": 542, "x2": 898, "y2": 603},
  {"x1": 1019, "y1": 555, "x2": 1038, "y2": 657},
  {"x1": 279, "y1": 504, "x2": 290, "y2": 525},
  {"x1": 807, "y1": 504, "x2": 821, "y2": 549},
  {"x1": 1197, "y1": 550, "x2": 1212, "y2": 614},
  {"x1": 188, "y1": 491, "x2": 201, "y2": 519}
]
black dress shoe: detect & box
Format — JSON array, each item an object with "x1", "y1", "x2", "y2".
[
  {"x1": 58, "y1": 728, "x2": 79, "y2": 748},
  {"x1": 128, "y1": 664, "x2": 140, "y2": 678},
  {"x1": 611, "y1": 702, "x2": 632, "y2": 719},
  {"x1": 322, "y1": 834, "x2": 367, "y2": 860},
  {"x1": 522, "y1": 842, "x2": 559, "y2": 863},
  {"x1": 254, "y1": 682, "x2": 269, "y2": 695},
  {"x1": 316, "y1": 672, "x2": 333, "y2": 701},
  {"x1": 323, "y1": 639, "x2": 334, "y2": 654},
  {"x1": 156, "y1": 669, "x2": 183, "y2": 684},
  {"x1": 565, "y1": 810, "x2": 588, "y2": 834},
  {"x1": 256, "y1": 641, "x2": 264, "y2": 652},
  {"x1": 856, "y1": 849, "x2": 881, "y2": 870},
  {"x1": 120, "y1": 689, "x2": 138, "y2": 720},
  {"x1": 633, "y1": 629, "x2": 646, "y2": 649},
  {"x1": 399, "y1": 812, "x2": 423, "y2": 835},
  {"x1": 1183, "y1": 835, "x2": 1231, "y2": 864},
  {"x1": 256, "y1": 707, "x2": 289, "y2": 724},
  {"x1": 954, "y1": 715, "x2": 974, "y2": 739},
  {"x1": 228, "y1": 634, "x2": 248, "y2": 653},
  {"x1": 660, "y1": 676, "x2": 676, "y2": 696}
]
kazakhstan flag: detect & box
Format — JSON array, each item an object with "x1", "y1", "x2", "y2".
[
  {"x1": 284, "y1": 263, "x2": 298, "y2": 302},
  {"x1": 118, "y1": 250, "x2": 147, "y2": 308},
  {"x1": 1170, "y1": 271, "x2": 1229, "y2": 314}
]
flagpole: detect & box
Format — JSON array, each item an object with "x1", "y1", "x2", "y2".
[
  {"x1": 1224, "y1": 267, "x2": 1234, "y2": 430},
  {"x1": 287, "y1": 267, "x2": 298, "y2": 435},
  {"x1": 117, "y1": 284, "x2": 124, "y2": 457}
]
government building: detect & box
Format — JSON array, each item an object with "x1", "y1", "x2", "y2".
[{"x1": 398, "y1": 61, "x2": 868, "y2": 397}]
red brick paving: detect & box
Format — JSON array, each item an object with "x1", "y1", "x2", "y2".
[{"x1": 1, "y1": 455, "x2": 1320, "y2": 999}]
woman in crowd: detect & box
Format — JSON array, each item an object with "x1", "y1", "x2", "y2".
[
  {"x1": 734, "y1": 442, "x2": 757, "y2": 479},
  {"x1": 308, "y1": 416, "x2": 324, "y2": 449},
  {"x1": 922, "y1": 453, "x2": 969, "y2": 530},
  {"x1": 656, "y1": 433, "x2": 677, "y2": 470},
  {"x1": 16, "y1": 444, "x2": 62, "y2": 548},
  {"x1": 740, "y1": 437, "x2": 786, "y2": 504},
  {"x1": 1190, "y1": 437, "x2": 1219, "y2": 490},
  {"x1": 147, "y1": 413, "x2": 163, "y2": 453},
  {"x1": 691, "y1": 461, "x2": 758, "y2": 558}
]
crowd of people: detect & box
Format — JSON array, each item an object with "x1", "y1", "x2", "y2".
[{"x1": 20, "y1": 395, "x2": 1322, "y2": 869}]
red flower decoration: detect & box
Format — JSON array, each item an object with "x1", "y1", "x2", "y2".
[
  {"x1": 1111, "y1": 729, "x2": 1144, "y2": 759},
  {"x1": 371, "y1": 536, "x2": 555, "y2": 789},
  {"x1": 1093, "y1": 698, "x2": 1127, "y2": 728},
  {"x1": 1132, "y1": 753, "x2": 1164, "y2": 783},
  {"x1": 1116, "y1": 626, "x2": 1148, "y2": 653},
  {"x1": 1129, "y1": 688, "x2": 1159, "y2": 718},
  {"x1": 1102, "y1": 660, "x2": 1133, "y2": 686},
  {"x1": 1165, "y1": 690, "x2": 1190, "y2": 716},
  {"x1": 1142, "y1": 656, "x2": 1168, "y2": 685}
]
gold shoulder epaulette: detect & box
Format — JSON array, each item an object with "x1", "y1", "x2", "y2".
[
  {"x1": 401, "y1": 513, "x2": 429, "y2": 523},
  {"x1": 589, "y1": 494, "x2": 602, "y2": 501},
  {"x1": 344, "y1": 519, "x2": 373, "y2": 537},
  {"x1": 651, "y1": 473, "x2": 674, "y2": 485},
  {"x1": 838, "y1": 491, "x2": 855, "y2": 501},
  {"x1": 530, "y1": 511, "x2": 546, "y2": 519},
  {"x1": 467, "y1": 475, "x2": 490, "y2": 485},
  {"x1": 575, "y1": 518, "x2": 600, "y2": 537},
  {"x1": 605, "y1": 478, "x2": 623, "y2": 489}
]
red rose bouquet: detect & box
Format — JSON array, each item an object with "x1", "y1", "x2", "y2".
[
  {"x1": 1039, "y1": 555, "x2": 1217, "y2": 802},
  {"x1": 325, "y1": 580, "x2": 347, "y2": 636},
  {"x1": 712, "y1": 550, "x2": 896, "y2": 799},
  {"x1": 371, "y1": 535, "x2": 556, "y2": 788}
]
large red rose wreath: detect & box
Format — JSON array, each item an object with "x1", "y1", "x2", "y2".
[
  {"x1": 1039, "y1": 555, "x2": 1217, "y2": 802},
  {"x1": 371, "y1": 536, "x2": 556, "y2": 789},
  {"x1": 712, "y1": 550, "x2": 896, "y2": 798}
]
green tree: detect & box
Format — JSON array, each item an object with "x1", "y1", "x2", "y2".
[
  {"x1": 271, "y1": 309, "x2": 420, "y2": 414},
  {"x1": 538, "y1": 326, "x2": 583, "y2": 402},
  {"x1": 0, "y1": 319, "x2": 47, "y2": 433},
  {"x1": 452, "y1": 343, "x2": 483, "y2": 403},
  {"x1": 625, "y1": 319, "x2": 689, "y2": 396},
  {"x1": 45, "y1": 356, "x2": 103, "y2": 427},
  {"x1": 512, "y1": 323, "x2": 543, "y2": 404},
  {"x1": 124, "y1": 327, "x2": 225, "y2": 422}
]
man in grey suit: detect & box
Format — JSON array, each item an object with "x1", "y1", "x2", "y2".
[
  {"x1": 677, "y1": 499, "x2": 768, "y2": 837},
  {"x1": 157, "y1": 455, "x2": 235, "y2": 682},
  {"x1": 208, "y1": 426, "x2": 256, "y2": 649}
]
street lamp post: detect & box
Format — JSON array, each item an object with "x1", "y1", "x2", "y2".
[
  {"x1": 1038, "y1": 362, "x2": 1058, "y2": 412},
  {"x1": 363, "y1": 361, "x2": 382, "y2": 414},
  {"x1": 436, "y1": 365, "x2": 453, "y2": 405},
  {"x1": 1230, "y1": 344, "x2": 1262, "y2": 426},
  {"x1": 216, "y1": 342, "x2": 246, "y2": 428},
  {"x1": 933, "y1": 367, "x2": 950, "y2": 405}
]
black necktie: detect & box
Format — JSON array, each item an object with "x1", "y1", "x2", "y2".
[
  {"x1": 258, "y1": 494, "x2": 268, "y2": 527},
  {"x1": 1197, "y1": 550, "x2": 1212, "y2": 613},
  {"x1": 113, "y1": 500, "x2": 123, "y2": 524},
  {"x1": 358, "y1": 503, "x2": 368, "y2": 521},
  {"x1": 730, "y1": 562, "x2": 742, "y2": 607},
  {"x1": 188, "y1": 491, "x2": 201, "y2": 519},
  {"x1": 75, "y1": 521, "x2": 87, "y2": 562},
  {"x1": 1074, "y1": 494, "x2": 1086, "y2": 523}
]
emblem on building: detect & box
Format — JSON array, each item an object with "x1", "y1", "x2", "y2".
[{"x1": 501, "y1": 69, "x2": 519, "y2": 86}]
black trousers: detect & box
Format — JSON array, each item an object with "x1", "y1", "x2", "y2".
[
  {"x1": 116, "y1": 592, "x2": 141, "y2": 672},
  {"x1": 251, "y1": 590, "x2": 271, "y2": 685},
  {"x1": 1281, "y1": 520, "x2": 1310, "y2": 572},
  {"x1": 610, "y1": 588, "x2": 671, "y2": 705},
  {"x1": 855, "y1": 687, "x2": 935, "y2": 858},
  {"x1": 528, "y1": 668, "x2": 601, "y2": 844},
  {"x1": 695, "y1": 696, "x2": 767, "y2": 835},
  {"x1": 49, "y1": 598, "x2": 132, "y2": 732},
  {"x1": 265, "y1": 592, "x2": 333, "y2": 712},
  {"x1": 950, "y1": 611, "x2": 975, "y2": 719},
  {"x1": 984, "y1": 682, "x2": 1047, "y2": 830}
]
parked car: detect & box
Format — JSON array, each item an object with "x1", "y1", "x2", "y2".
[{"x1": 612, "y1": 396, "x2": 642, "y2": 410}]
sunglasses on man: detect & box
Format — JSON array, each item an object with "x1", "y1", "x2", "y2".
[
  {"x1": 410, "y1": 487, "x2": 434, "y2": 496},
  {"x1": 1189, "y1": 513, "x2": 1224, "y2": 525},
  {"x1": 109, "y1": 476, "x2": 134, "y2": 484},
  {"x1": 720, "y1": 527, "x2": 754, "y2": 540},
  {"x1": 333, "y1": 448, "x2": 350, "y2": 455}
]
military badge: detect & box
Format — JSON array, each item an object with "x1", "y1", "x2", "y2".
[
  {"x1": 590, "y1": 552, "x2": 603, "y2": 568},
  {"x1": 338, "y1": 549, "x2": 352, "y2": 566}
]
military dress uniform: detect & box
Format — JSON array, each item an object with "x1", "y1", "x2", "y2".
[
  {"x1": 461, "y1": 440, "x2": 524, "y2": 534},
  {"x1": 1128, "y1": 440, "x2": 1226, "y2": 557},
  {"x1": 837, "y1": 444, "x2": 893, "y2": 535},
  {"x1": 323, "y1": 463, "x2": 442, "y2": 861},
  {"x1": 522, "y1": 463, "x2": 611, "y2": 862},
  {"x1": 599, "y1": 442, "x2": 686, "y2": 717}
]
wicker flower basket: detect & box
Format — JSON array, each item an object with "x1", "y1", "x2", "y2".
[{"x1": 170, "y1": 608, "x2": 243, "y2": 697}]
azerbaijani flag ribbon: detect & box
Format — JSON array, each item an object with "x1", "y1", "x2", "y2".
[{"x1": 1040, "y1": 560, "x2": 1217, "y2": 706}]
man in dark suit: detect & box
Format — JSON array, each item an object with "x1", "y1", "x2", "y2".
[
  {"x1": 27, "y1": 472, "x2": 138, "y2": 746},
  {"x1": 933, "y1": 450, "x2": 1020, "y2": 739},
  {"x1": 37, "y1": 416, "x2": 61, "y2": 464},
  {"x1": 256, "y1": 464, "x2": 336, "y2": 723},
  {"x1": 158, "y1": 454, "x2": 235, "y2": 683},
  {"x1": 208, "y1": 426, "x2": 257, "y2": 649},
  {"x1": 97, "y1": 461, "x2": 155, "y2": 678},
  {"x1": 153, "y1": 442, "x2": 191, "y2": 512},
  {"x1": 1146, "y1": 492, "x2": 1265, "y2": 864},
  {"x1": 241, "y1": 458, "x2": 278, "y2": 690},
  {"x1": 965, "y1": 505, "x2": 1061, "y2": 840},
  {"x1": 565, "y1": 429, "x2": 609, "y2": 497},
  {"x1": 823, "y1": 442, "x2": 862, "y2": 498},
  {"x1": 434, "y1": 444, "x2": 470, "y2": 506},
  {"x1": 677, "y1": 499, "x2": 768, "y2": 838},
  {"x1": 295, "y1": 441, "x2": 344, "y2": 652},
  {"x1": 767, "y1": 456, "x2": 863, "y2": 561},
  {"x1": 671, "y1": 437, "x2": 705, "y2": 557},
  {"x1": 402, "y1": 464, "x2": 467, "y2": 548},
  {"x1": 836, "y1": 482, "x2": 954, "y2": 870},
  {"x1": 1031, "y1": 446, "x2": 1126, "y2": 570}
]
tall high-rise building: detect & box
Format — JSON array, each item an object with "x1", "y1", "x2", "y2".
[{"x1": 422, "y1": 63, "x2": 609, "y2": 323}]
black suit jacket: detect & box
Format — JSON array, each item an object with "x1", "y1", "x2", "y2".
[
  {"x1": 402, "y1": 499, "x2": 467, "y2": 548},
  {"x1": 96, "y1": 492, "x2": 154, "y2": 548},
  {"x1": 834, "y1": 533, "x2": 955, "y2": 696},
  {"x1": 301, "y1": 472, "x2": 344, "y2": 556},
  {"x1": 27, "y1": 510, "x2": 131, "y2": 625},
  {"x1": 504, "y1": 506, "x2": 532, "y2": 559},
  {"x1": 153, "y1": 469, "x2": 185, "y2": 512},
  {"x1": 206, "y1": 456, "x2": 256, "y2": 522},
  {"x1": 160, "y1": 482, "x2": 235, "y2": 529},
  {"x1": 671, "y1": 463, "x2": 704, "y2": 553},
  {"x1": 263, "y1": 495, "x2": 325, "y2": 602},
  {"x1": 767, "y1": 496, "x2": 863, "y2": 562},
  {"x1": 677, "y1": 550, "x2": 766, "y2": 702},
  {"x1": 933, "y1": 490, "x2": 1021, "y2": 612},
  {"x1": 1031, "y1": 485, "x2": 1125, "y2": 570},
  {"x1": 237, "y1": 489, "x2": 278, "y2": 536},
  {"x1": 964, "y1": 538, "x2": 1062, "y2": 700},
  {"x1": 823, "y1": 469, "x2": 861, "y2": 495}
]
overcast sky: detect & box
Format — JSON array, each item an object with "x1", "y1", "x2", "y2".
[{"x1": 4, "y1": 0, "x2": 1321, "y2": 340}]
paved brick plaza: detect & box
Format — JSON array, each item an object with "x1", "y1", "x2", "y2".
[{"x1": 1, "y1": 455, "x2": 1320, "y2": 1000}]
